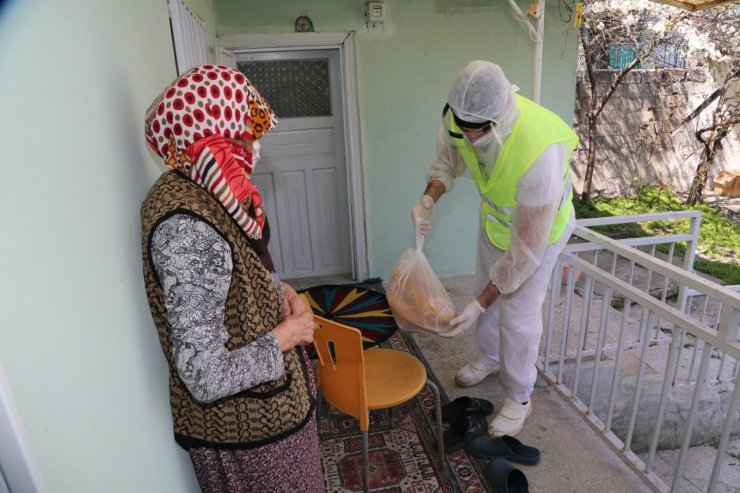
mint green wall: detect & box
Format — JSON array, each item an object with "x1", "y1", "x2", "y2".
[
  {"x1": 0, "y1": 2, "x2": 576, "y2": 490},
  {"x1": 0, "y1": 1, "x2": 199, "y2": 491},
  {"x1": 215, "y1": 0, "x2": 579, "y2": 280}
]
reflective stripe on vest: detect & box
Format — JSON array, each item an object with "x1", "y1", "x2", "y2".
[{"x1": 446, "y1": 95, "x2": 579, "y2": 250}]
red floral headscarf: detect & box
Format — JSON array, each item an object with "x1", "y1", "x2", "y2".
[{"x1": 145, "y1": 64, "x2": 278, "y2": 240}]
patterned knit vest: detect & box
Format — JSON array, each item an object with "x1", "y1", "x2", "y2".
[{"x1": 140, "y1": 171, "x2": 314, "y2": 450}]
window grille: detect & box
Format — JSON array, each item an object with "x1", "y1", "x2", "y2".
[
  {"x1": 609, "y1": 45, "x2": 639, "y2": 69},
  {"x1": 651, "y1": 41, "x2": 687, "y2": 69},
  {"x1": 236, "y1": 59, "x2": 332, "y2": 118},
  {"x1": 607, "y1": 31, "x2": 687, "y2": 71}
]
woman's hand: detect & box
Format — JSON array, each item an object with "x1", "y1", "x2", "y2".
[
  {"x1": 282, "y1": 282, "x2": 307, "y2": 317},
  {"x1": 272, "y1": 311, "x2": 315, "y2": 352}
]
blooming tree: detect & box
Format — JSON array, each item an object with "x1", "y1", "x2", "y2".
[
  {"x1": 578, "y1": 0, "x2": 688, "y2": 201},
  {"x1": 673, "y1": 6, "x2": 740, "y2": 205}
]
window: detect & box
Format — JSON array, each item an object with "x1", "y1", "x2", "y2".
[{"x1": 236, "y1": 59, "x2": 332, "y2": 118}]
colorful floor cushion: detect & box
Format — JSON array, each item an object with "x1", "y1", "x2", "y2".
[{"x1": 299, "y1": 284, "x2": 398, "y2": 357}]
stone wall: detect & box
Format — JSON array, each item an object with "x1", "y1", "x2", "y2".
[{"x1": 571, "y1": 68, "x2": 739, "y2": 198}]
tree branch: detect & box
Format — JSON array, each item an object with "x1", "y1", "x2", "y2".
[
  {"x1": 679, "y1": 67, "x2": 740, "y2": 127},
  {"x1": 594, "y1": 56, "x2": 642, "y2": 117},
  {"x1": 581, "y1": 28, "x2": 598, "y2": 112},
  {"x1": 592, "y1": 27, "x2": 678, "y2": 118}
]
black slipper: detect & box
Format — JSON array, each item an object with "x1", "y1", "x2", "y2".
[
  {"x1": 441, "y1": 396, "x2": 494, "y2": 422},
  {"x1": 469, "y1": 435, "x2": 541, "y2": 465},
  {"x1": 486, "y1": 457, "x2": 529, "y2": 493},
  {"x1": 443, "y1": 414, "x2": 487, "y2": 453}
]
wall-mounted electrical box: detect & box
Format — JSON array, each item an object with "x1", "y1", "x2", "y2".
[{"x1": 365, "y1": 2, "x2": 385, "y2": 31}]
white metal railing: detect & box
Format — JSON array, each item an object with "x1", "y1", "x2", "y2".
[
  {"x1": 674, "y1": 285, "x2": 740, "y2": 388},
  {"x1": 214, "y1": 47, "x2": 236, "y2": 68},
  {"x1": 540, "y1": 211, "x2": 740, "y2": 492},
  {"x1": 168, "y1": 0, "x2": 209, "y2": 74}
]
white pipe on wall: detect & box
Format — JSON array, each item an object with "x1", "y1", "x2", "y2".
[
  {"x1": 505, "y1": 0, "x2": 538, "y2": 38},
  {"x1": 505, "y1": 0, "x2": 545, "y2": 103},
  {"x1": 532, "y1": 0, "x2": 545, "y2": 103}
]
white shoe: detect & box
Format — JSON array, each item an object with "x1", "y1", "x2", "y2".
[
  {"x1": 455, "y1": 358, "x2": 501, "y2": 387},
  {"x1": 489, "y1": 397, "x2": 532, "y2": 437}
]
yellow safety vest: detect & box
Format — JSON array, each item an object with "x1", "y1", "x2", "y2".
[{"x1": 446, "y1": 95, "x2": 578, "y2": 250}]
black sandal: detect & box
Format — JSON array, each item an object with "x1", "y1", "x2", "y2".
[
  {"x1": 440, "y1": 396, "x2": 494, "y2": 422},
  {"x1": 442, "y1": 414, "x2": 487, "y2": 453}
]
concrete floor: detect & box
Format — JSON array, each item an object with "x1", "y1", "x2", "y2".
[
  {"x1": 295, "y1": 273, "x2": 649, "y2": 491},
  {"x1": 416, "y1": 275, "x2": 740, "y2": 493},
  {"x1": 413, "y1": 275, "x2": 650, "y2": 493},
  {"x1": 291, "y1": 192, "x2": 740, "y2": 491},
  {"x1": 295, "y1": 271, "x2": 738, "y2": 492}
]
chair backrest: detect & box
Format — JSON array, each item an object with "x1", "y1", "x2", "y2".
[{"x1": 312, "y1": 315, "x2": 371, "y2": 431}]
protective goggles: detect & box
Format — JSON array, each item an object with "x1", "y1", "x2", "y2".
[{"x1": 442, "y1": 103, "x2": 493, "y2": 139}]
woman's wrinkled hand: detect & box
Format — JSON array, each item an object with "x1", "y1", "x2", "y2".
[
  {"x1": 282, "y1": 282, "x2": 307, "y2": 317},
  {"x1": 272, "y1": 311, "x2": 316, "y2": 352}
]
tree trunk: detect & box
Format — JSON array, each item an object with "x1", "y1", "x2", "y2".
[
  {"x1": 683, "y1": 75, "x2": 736, "y2": 206},
  {"x1": 581, "y1": 113, "x2": 598, "y2": 201},
  {"x1": 686, "y1": 130, "x2": 724, "y2": 206}
]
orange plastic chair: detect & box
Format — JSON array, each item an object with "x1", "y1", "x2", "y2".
[{"x1": 309, "y1": 305, "x2": 444, "y2": 492}]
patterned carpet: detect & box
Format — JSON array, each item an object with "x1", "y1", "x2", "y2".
[{"x1": 316, "y1": 329, "x2": 492, "y2": 493}]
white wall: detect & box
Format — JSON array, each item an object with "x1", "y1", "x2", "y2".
[{"x1": 0, "y1": 0, "x2": 200, "y2": 491}]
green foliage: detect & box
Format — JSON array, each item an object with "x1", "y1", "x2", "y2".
[{"x1": 573, "y1": 186, "x2": 740, "y2": 285}]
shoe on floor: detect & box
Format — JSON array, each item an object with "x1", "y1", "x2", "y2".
[
  {"x1": 486, "y1": 457, "x2": 529, "y2": 493},
  {"x1": 469, "y1": 434, "x2": 541, "y2": 465},
  {"x1": 489, "y1": 398, "x2": 532, "y2": 437},
  {"x1": 455, "y1": 358, "x2": 501, "y2": 387},
  {"x1": 440, "y1": 396, "x2": 494, "y2": 422},
  {"x1": 442, "y1": 414, "x2": 487, "y2": 453}
]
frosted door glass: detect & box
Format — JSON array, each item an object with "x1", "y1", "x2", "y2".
[{"x1": 237, "y1": 60, "x2": 331, "y2": 118}]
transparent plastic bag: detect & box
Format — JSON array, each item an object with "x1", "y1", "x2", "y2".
[{"x1": 387, "y1": 228, "x2": 455, "y2": 334}]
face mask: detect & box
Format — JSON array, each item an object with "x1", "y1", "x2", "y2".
[
  {"x1": 464, "y1": 127, "x2": 496, "y2": 147},
  {"x1": 490, "y1": 125, "x2": 503, "y2": 149},
  {"x1": 251, "y1": 141, "x2": 261, "y2": 168},
  {"x1": 229, "y1": 138, "x2": 261, "y2": 174}
]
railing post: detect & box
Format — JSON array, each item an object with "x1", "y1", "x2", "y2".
[
  {"x1": 677, "y1": 214, "x2": 701, "y2": 315},
  {"x1": 718, "y1": 307, "x2": 740, "y2": 344}
]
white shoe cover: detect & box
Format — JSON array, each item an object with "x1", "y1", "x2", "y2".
[
  {"x1": 455, "y1": 358, "x2": 501, "y2": 387},
  {"x1": 489, "y1": 397, "x2": 532, "y2": 437}
]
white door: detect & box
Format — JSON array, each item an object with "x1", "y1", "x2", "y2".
[{"x1": 236, "y1": 50, "x2": 352, "y2": 280}]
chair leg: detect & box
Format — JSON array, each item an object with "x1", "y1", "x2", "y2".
[
  {"x1": 426, "y1": 378, "x2": 445, "y2": 469},
  {"x1": 362, "y1": 430, "x2": 370, "y2": 493}
]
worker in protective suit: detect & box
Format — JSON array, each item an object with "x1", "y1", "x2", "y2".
[{"x1": 412, "y1": 61, "x2": 578, "y2": 437}]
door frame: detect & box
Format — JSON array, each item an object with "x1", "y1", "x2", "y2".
[{"x1": 219, "y1": 32, "x2": 368, "y2": 282}]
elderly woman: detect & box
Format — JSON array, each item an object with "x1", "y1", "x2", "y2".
[{"x1": 140, "y1": 64, "x2": 324, "y2": 492}]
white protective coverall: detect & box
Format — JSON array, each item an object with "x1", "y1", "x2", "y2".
[{"x1": 428, "y1": 61, "x2": 575, "y2": 403}]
